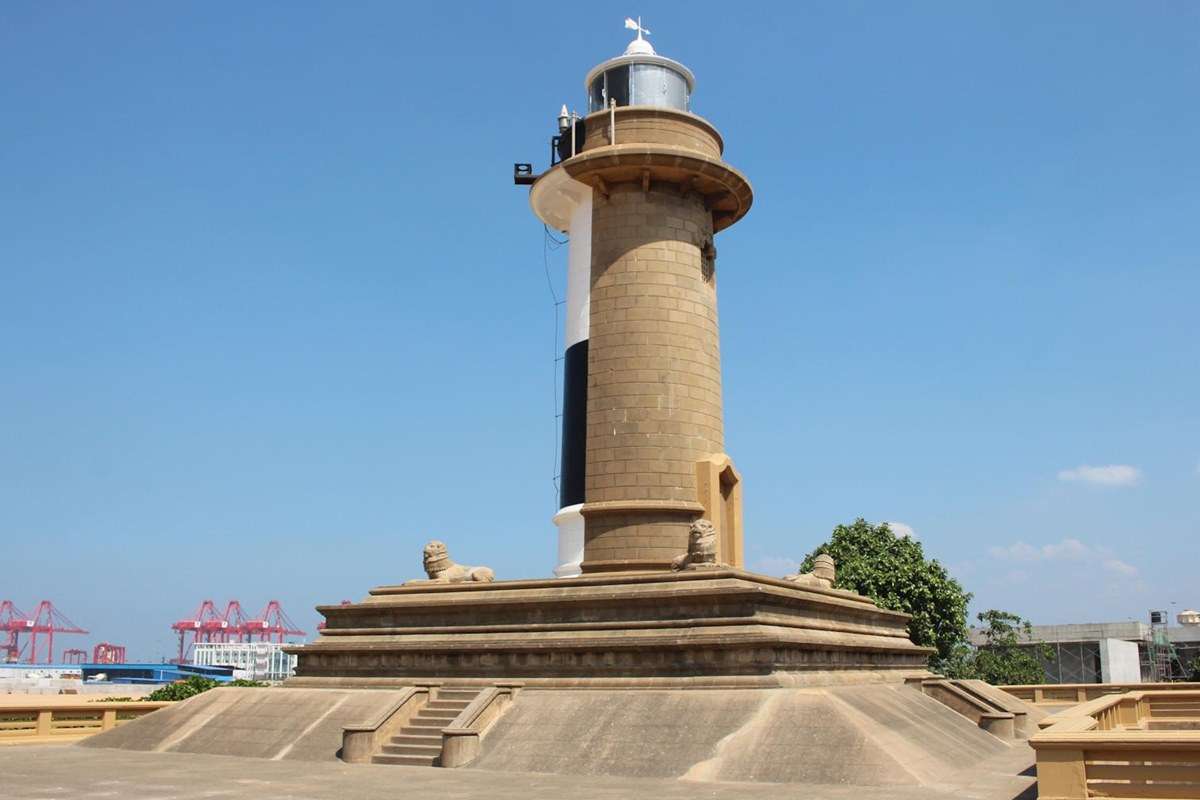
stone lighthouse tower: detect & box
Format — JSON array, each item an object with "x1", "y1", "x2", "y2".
[
  {"x1": 294, "y1": 21, "x2": 931, "y2": 693},
  {"x1": 529, "y1": 22, "x2": 753, "y2": 575}
]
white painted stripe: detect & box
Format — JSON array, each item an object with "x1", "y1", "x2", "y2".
[
  {"x1": 271, "y1": 694, "x2": 350, "y2": 760},
  {"x1": 552, "y1": 503, "x2": 585, "y2": 578},
  {"x1": 152, "y1": 690, "x2": 236, "y2": 753},
  {"x1": 564, "y1": 191, "x2": 592, "y2": 349},
  {"x1": 529, "y1": 168, "x2": 590, "y2": 232}
]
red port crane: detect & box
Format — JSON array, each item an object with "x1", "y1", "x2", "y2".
[
  {"x1": 220, "y1": 601, "x2": 251, "y2": 643},
  {"x1": 244, "y1": 601, "x2": 306, "y2": 643},
  {"x1": 172, "y1": 599, "x2": 306, "y2": 662},
  {"x1": 93, "y1": 642, "x2": 126, "y2": 664},
  {"x1": 0, "y1": 601, "x2": 31, "y2": 662},
  {"x1": 22, "y1": 602, "x2": 88, "y2": 664},
  {"x1": 171, "y1": 600, "x2": 226, "y2": 663},
  {"x1": 62, "y1": 648, "x2": 87, "y2": 664}
]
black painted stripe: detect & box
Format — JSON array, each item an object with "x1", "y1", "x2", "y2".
[{"x1": 559, "y1": 339, "x2": 588, "y2": 508}]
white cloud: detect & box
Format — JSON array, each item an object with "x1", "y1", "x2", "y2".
[
  {"x1": 1057, "y1": 464, "x2": 1141, "y2": 487},
  {"x1": 1041, "y1": 538, "x2": 1090, "y2": 561},
  {"x1": 1102, "y1": 558, "x2": 1139, "y2": 577},
  {"x1": 987, "y1": 537, "x2": 1140, "y2": 579},
  {"x1": 988, "y1": 537, "x2": 1088, "y2": 562},
  {"x1": 988, "y1": 541, "x2": 1038, "y2": 561},
  {"x1": 886, "y1": 521, "x2": 917, "y2": 540}
]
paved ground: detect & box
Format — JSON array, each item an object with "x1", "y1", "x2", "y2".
[{"x1": 0, "y1": 743, "x2": 1036, "y2": 800}]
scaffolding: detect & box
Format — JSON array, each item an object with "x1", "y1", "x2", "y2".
[
  {"x1": 1145, "y1": 610, "x2": 1186, "y2": 681},
  {"x1": 191, "y1": 642, "x2": 298, "y2": 682}
]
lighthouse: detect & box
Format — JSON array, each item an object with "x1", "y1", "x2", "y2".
[
  {"x1": 528, "y1": 21, "x2": 754, "y2": 575},
  {"x1": 297, "y1": 19, "x2": 932, "y2": 695}
]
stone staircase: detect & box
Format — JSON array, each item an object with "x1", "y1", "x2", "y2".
[{"x1": 370, "y1": 687, "x2": 479, "y2": 766}]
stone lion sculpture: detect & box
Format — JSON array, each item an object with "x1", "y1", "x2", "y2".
[
  {"x1": 784, "y1": 553, "x2": 836, "y2": 589},
  {"x1": 671, "y1": 519, "x2": 725, "y2": 571},
  {"x1": 406, "y1": 540, "x2": 495, "y2": 584}
]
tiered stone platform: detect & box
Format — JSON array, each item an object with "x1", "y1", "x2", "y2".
[{"x1": 286, "y1": 569, "x2": 933, "y2": 688}]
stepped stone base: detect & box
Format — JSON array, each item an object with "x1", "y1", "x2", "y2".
[
  {"x1": 65, "y1": 684, "x2": 1033, "y2": 792},
  {"x1": 470, "y1": 685, "x2": 1014, "y2": 785},
  {"x1": 286, "y1": 569, "x2": 933, "y2": 688}
]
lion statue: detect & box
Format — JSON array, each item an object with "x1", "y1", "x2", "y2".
[
  {"x1": 784, "y1": 553, "x2": 836, "y2": 589},
  {"x1": 671, "y1": 519, "x2": 724, "y2": 571},
  {"x1": 406, "y1": 540, "x2": 495, "y2": 584}
]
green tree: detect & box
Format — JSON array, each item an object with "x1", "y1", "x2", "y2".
[
  {"x1": 969, "y1": 609, "x2": 1051, "y2": 685},
  {"x1": 800, "y1": 519, "x2": 971, "y2": 673}
]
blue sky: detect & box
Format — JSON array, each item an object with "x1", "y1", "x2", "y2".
[{"x1": 2, "y1": 2, "x2": 1197, "y2": 661}]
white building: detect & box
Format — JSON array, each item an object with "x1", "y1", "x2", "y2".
[{"x1": 191, "y1": 642, "x2": 298, "y2": 682}]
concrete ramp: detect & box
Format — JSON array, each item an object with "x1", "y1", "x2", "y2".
[
  {"x1": 470, "y1": 689, "x2": 764, "y2": 778},
  {"x1": 825, "y1": 685, "x2": 1010, "y2": 782},
  {"x1": 471, "y1": 686, "x2": 1012, "y2": 786},
  {"x1": 81, "y1": 687, "x2": 408, "y2": 761},
  {"x1": 81, "y1": 684, "x2": 1022, "y2": 785}
]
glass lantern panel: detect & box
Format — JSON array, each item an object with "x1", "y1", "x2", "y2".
[{"x1": 630, "y1": 64, "x2": 689, "y2": 110}]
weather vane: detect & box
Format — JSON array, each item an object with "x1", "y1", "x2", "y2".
[{"x1": 624, "y1": 16, "x2": 651, "y2": 42}]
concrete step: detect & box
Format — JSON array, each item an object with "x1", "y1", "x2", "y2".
[
  {"x1": 436, "y1": 690, "x2": 479, "y2": 702},
  {"x1": 372, "y1": 753, "x2": 436, "y2": 767},
  {"x1": 380, "y1": 742, "x2": 442, "y2": 757},
  {"x1": 416, "y1": 708, "x2": 460, "y2": 720},
  {"x1": 405, "y1": 717, "x2": 447, "y2": 728},
  {"x1": 424, "y1": 700, "x2": 471, "y2": 711},
  {"x1": 399, "y1": 726, "x2": 445, "y2": 738},
  {"x1": 391, "y1": 731, "x2": 441, "y2": 743}
]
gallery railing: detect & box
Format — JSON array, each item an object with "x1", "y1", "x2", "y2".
[
  {"x1": 0, "y1": 700, "x2": 169, "y2": 742},
  {"x1": 1001, "y1": 681, "x2": 1200, "y2": 706},
  {"x1": 1030, "y1": 689, "x2": 1200, "y2": 799}
]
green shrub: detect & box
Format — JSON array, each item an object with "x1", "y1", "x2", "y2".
[
  {"x1": 146, "y1": 676, "x2": 221, "y2": 702},
  {"x1": 145, "y1": 675, "x2": 269, "y2": 701}
]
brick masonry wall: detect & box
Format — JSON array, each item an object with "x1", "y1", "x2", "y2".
[
  {"x1": 581, "y1": 108, "x2": 722, "y2": 158},
  {"x1": 583, "y1": 182, "x2": 723, "y2": 569}
]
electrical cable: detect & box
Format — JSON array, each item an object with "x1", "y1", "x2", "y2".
[{"x1": 542, "y1": 225, "x2": 568, "y2": 504}]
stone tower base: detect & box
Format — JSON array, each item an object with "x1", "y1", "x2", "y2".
[{"x1": 286, "y1": 570, "x2": 932, "y2": 688}]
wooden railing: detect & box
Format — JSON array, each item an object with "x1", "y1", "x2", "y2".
[
  {"x1": 0, "y1": 700, "x2": 170, "y2": 743},
  {"x1": 1002, "y1": 681, "x2": 1200, "y2": 706},
  {"x1": 1030, "y1": 690, "x2": 1200, "y2": 799}
]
